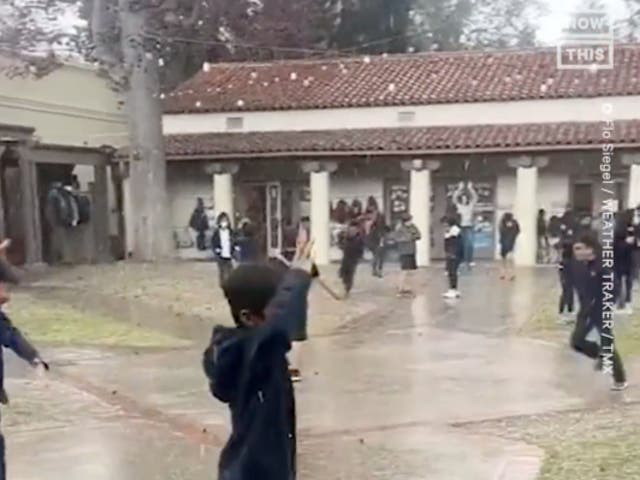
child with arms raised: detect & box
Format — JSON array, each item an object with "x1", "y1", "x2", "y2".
[{"x1": 202, "y1": 241, "x2": 317, "y2": 480}]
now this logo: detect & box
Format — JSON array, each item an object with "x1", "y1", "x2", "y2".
[{"x1": 557, "y1": 10, "x2": 614, "y2": 70}]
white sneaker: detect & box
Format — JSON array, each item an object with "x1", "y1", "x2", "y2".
[
  {"x1": 442, "y1": 289, "x2": 458, "y2": 299},
  {"x1": 611, "y1": 381, "x2": 628, "y2": 391},
  {"x1": 624, "y1": 304, "x2": 634, "y2": 315}
]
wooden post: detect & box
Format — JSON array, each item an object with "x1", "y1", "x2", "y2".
[
  {"x1": 92, "y1": 163, "x2": 112, "y2": 262},
  {"x1": 18, "y1": 148, "x2": 42, "y2": 264},
  {"x1": 0, "y1": 145, "x2": 5, "y2": 239}
]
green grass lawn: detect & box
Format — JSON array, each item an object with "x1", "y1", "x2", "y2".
[
  {"x1": 511, "y1": 295, "x2": 640, "y2": 478},
  {"x1": 4, "y1": 293, "x2": 188, "y2": 348},
  {"x1": 469, "y1": 404, "x2": 640, "y2": 480},
  {"x1": 518, "y1": 295, "x2": 640, "y2": 357},
  {"x1": 538, "y1": 433, "x2": 640, "y2": 480}
]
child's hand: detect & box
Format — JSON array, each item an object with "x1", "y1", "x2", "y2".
[
  {"x1": 291, "y1": 239, "x2": 315, "y2": 273},
  {"x1": 32, "y1": 358, "x2": 49, "y2": 377}
]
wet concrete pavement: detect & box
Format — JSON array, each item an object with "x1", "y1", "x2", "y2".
[{"x1": 5, "y1": 262, "x2": 639, "y2": 479}]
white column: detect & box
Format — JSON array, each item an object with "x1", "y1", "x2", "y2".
[
  {"x1": 302, "y1": 161, "x2": 337, "y2": 266},
  {"x1": 213, "y1": 173, "x2": 234, "y2": 224},
  {"x1": 514, "y1": 166, "x2": 538, "y2": 266},
  {"x1": 207, "y1": 163, "x2": 238, "y2": 226},
  {"x1": 410, "y1": 169, "x2": 431, "y2": 266},
  {"x1": 627, "y1": 159, "x2": 640, "y2": 209},
  {"x1": 403, "y1": 159, "x2": 440, "y2": 267},
  {"x1": 310, "y1": 170, "x2": 330, "y2": 265}
]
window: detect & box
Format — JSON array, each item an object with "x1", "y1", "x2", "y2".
[
  {"x1": 397, "y1": 111, "x2": 416, "y2": 124},
  {"x1": 226, "y1": 117, "x2": 244, "y2": 130}
]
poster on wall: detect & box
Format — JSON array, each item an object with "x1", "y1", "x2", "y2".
[
  {"x1": 445, "y1": 181, "x2": 494, "y2": 210},
  {"x1": 388, "y1": 185, "x2": 409, "y2": 226}
]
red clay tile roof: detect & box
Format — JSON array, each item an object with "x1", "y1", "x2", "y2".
[
  {"x1": 165, "y1": 120, "x2": 640, "y2": 158},
  {"x1": 165, "y1": 45, "x2": 640, "y2": 114}
]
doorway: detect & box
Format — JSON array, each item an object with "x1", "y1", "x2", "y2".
[
  {"x1": 572, "y1": 182, "x2": 593, "y2": 218},
  {"x1": 237, "y1": 182, "x2": 282, "y2": 257}
]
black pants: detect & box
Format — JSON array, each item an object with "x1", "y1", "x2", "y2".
[
  {"x1": 570, "y1": 308, "x2": 626, "y2": 383},
  {"x1": 340, "y1": 258, "x2": 359, "y2": 293},
  {"x1": 196, "y1": 231, "x2": 207, "y2": 251},
  {"x1": 446, "y1": 256, "x2": 458, "y2": 289},
  {"x1": 371, "y1": 246, "x2": 385, "y2": 276},
  {"x1": 559, "y1": 266, "x2": 575, "y2": 314},
  {"x1": 217, "y1": 258, "x2": 233, "y2": 286},
  {"x1": 614, "y1": 270, "x2": 633, "y2": 307}
]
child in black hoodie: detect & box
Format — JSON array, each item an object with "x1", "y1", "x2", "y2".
[
  {"x1": 558, "y1": 223, "x2": 576, "y2": 321},
  {"x1": 613, "y1": 209, "x2": 635, "y2": 314},
  {"x1": 0, "y1": 240, "x2": 48, "y2": 480},
  {"x1": 338, "y1": 221, "x2": 365, "y2": 298},
  {"x1": 202, "y1": 241, "x2": 317, "y2": 480}
]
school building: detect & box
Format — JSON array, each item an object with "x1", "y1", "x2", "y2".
[
  {"x1": 0, "y1": 54, "x2": 126, "y2": 265},
  {"x1": 162, "y1": 45, "x2": 640, "y2": 266}
]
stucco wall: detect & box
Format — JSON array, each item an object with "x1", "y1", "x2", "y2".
[
  {"x1": 163, "y1": 95, "x2": 640, "y2": 135},
  {"x1": 0, "y1": 58, "x2": 127, "y2": 147},
  {"x1": 167, "y1": 165, "x2": 213, "y2": 229},
  {"x1": 331, "y1": 176, "x2": 384, "y2": 212}
]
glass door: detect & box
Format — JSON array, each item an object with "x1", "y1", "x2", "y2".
[{"x1": 266, "y1": 182, "x2": 282, "y2": 256}]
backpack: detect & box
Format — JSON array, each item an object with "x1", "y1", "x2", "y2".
[
  {"x1": 75, "y1": 193, "x2": 91, "y2": 225},
  {"x1": 46, "y1": 185, "x2": 90, "y2": 228}
]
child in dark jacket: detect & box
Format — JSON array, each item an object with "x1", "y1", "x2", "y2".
[
  {"x1": 202, "y1": 243, "x2": 317, "y2": 480},
  {"x1": 443, "y1": 216, "x2": 462, "y2": 299},
  {"x1": 0, "y1": 239, "x2": 48, "y2": 480},
  {"x1": 499, "y1": 212, "x2": 520, "y2": 280},
  {"x1": 338, "y1": 221, "x2": 365, "y2": 298},
  {"x1": 613, "y1": 209, "x2": 635, "y2": 313},
  {"x1": 571, "y1": 234, "x2": 627, "y2": 391},
  {"x1": 558, "y1": 221, "x2": 576, "y2": 321},
  {"x1": 211, "y1": 212, "x2": 238, "y2": 286}
]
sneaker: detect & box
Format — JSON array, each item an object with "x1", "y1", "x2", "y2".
[
  {"x1": 611, "y1": 381, "x2": 628, "y2": 391},
  {"x1": 615, "y1": 305, "x2": 629, "y2": 315},
  {"x1": 442, "y1": 289, "x2": 458, "y2": 299},
  {"x1": 469, "y1": 262, "x2": 476, "y2": 268},
  {"x1": 624, "y1": 304, "x2": 633, "y2": 315}
]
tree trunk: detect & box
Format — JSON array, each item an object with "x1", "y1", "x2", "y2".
[{"x1": 119, "y1": 0, "x2": 173, "y2": 260}]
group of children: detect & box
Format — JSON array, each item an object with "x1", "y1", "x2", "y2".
[
  {"x1": 440, "y1": 210, "x2": 521, "y2": 299},
  {"x1": 336, "y1": 211, "x2": 422, "y2": 298},
  {"x1": 557, "y1": 208, "x2": 639, "y2": 321},
  {"x1": 552, "y1": 208, "x2": 636, "y2": 391}
]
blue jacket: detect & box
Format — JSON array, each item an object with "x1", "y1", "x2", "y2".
[
  {"x1": 202, "y1": 269, "x2": 312, "y2": 480},
  {"x1": 0, "y1": 310, "x2": 40, "y2": 405}
]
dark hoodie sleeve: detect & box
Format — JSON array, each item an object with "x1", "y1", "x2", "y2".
[
  {"x1": 248, "y1": 269, "x2": 312, "y2": 371},
  {"x1": 262, "y1": 269, "x2": 312, "y2": 339},
  {"x1": 0, "y1": 311, "x2": 40, "y2": 365}
]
